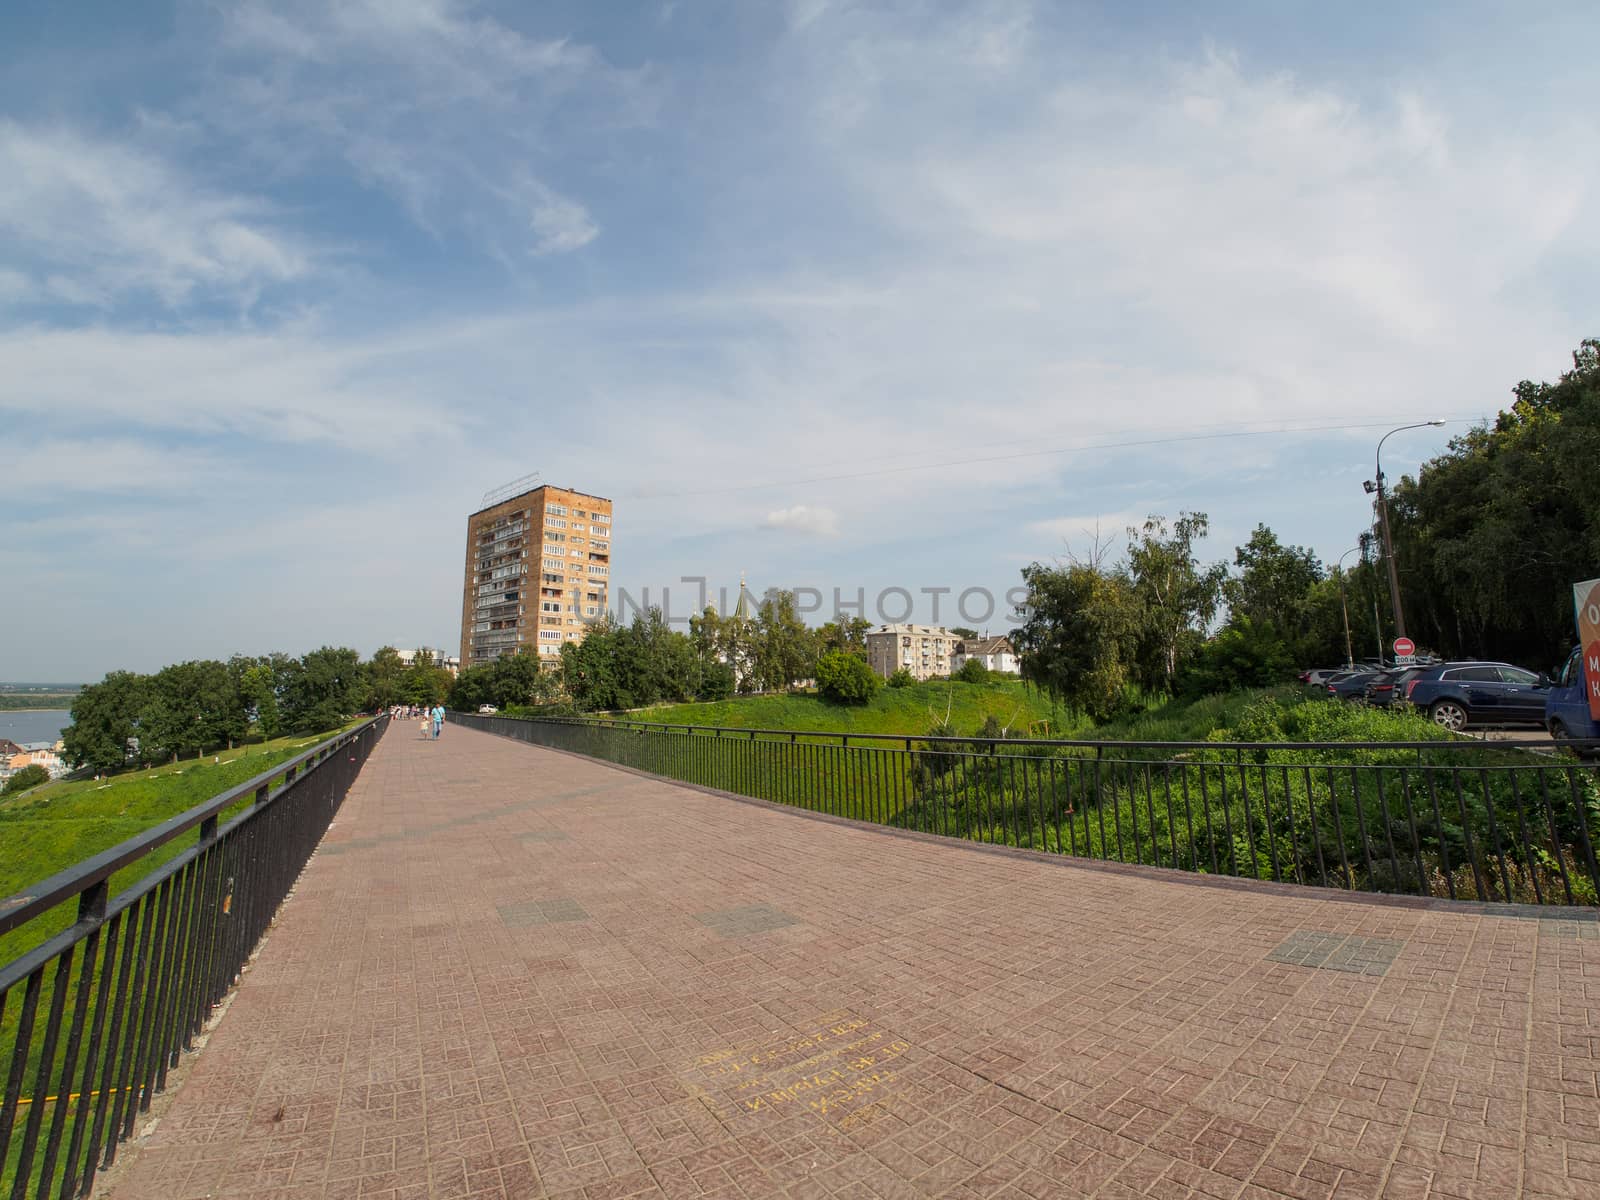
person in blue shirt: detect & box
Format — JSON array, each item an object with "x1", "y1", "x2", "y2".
[{"x1": 431, "y1": 704, "x2": 444, "y2": 739}]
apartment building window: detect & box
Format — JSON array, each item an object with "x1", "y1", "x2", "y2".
[
  {"x1": 588, "y1": 565, "x2": 607, "y2": 575},
  {"x1": 543, "y1": 558, "x2": 563, "y2": 570},
  {"x1": 540, "y1": 601, "x2": 560, "y2": 612},
  {"x1": 546, "y1": 504, "x2": 567, "y2": 516},
  {"x1": 571, "y1": 536, "x2": 586, "y2": 545},
  {"x1": 542, "y1": 616, "x2": 560, "y2": 626},
  {"x1": 574, "y1": 509, "x2": 587, "y2": 518},
  {"x1": 584, "y1": 606, "x2": 597, "y2": 616},
  {"x1": 592, "y1": 540, "x2": 608, "y2": 551},
  {"x1": 569, "y1": 548, "x2": 582, "y2": 558},
  {"x1": 542, "y1": 573, "x2": 562, "y2": 585},
  {"x1": 545, "y1": 517, "x2": 566, "y2": 528},
  {"x1": 547, "y1": 532, "x2": 564, "y2": 542},
  {"x1": 539, "y1": 631, "x2": 561, "y2": 641}
]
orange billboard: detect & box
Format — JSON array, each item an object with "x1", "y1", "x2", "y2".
[{"x1": 1576, "y1": 578, "x2": 1600, "y2": 722}]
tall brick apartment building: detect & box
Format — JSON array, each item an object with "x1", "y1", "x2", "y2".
[{"x1": 460, "y1": 478, "x2": 613, "y2": 669}]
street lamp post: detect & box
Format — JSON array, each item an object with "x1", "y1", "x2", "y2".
[{"x1": 1367, "y1": 421, "x2": 1444, "y2": 641}]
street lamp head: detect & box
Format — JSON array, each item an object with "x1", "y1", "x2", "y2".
[
  {"x1": 1362, "y1": 479, "x2": 1377, "y2": 495},
  {"x1": 1426, "y1": 419, "x2": 1445, "y2": 427}
]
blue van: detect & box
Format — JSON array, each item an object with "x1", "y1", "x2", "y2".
[{"x1": 1546, "y1": 646, "x2": 1600, "y2": 748}]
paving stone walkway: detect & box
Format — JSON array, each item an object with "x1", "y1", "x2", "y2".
[{"x1": 106, "y1": 720, "x2": 1600, "y2": 1199}]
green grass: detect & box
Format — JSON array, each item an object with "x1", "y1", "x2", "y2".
[
  {"x1": 618, "y1": 678, "x2": 1080, "y2": 738},
  {"x1": 605, "y1": 679, "x2": 1322, "y2": 743},
  {"x1": 1, "y1": 729, "x2": 349, "y2": 964}
]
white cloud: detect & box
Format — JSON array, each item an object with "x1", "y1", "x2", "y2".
[
  {"x1": 204, "y1": 0, "x2": 649, "y2": 262},
  {"x1": 0, "y1": 120, "x2": 315, "y2": 309},
  {"x1": 504, "y1": 175, "x2": 599, "y2": 255},
  {"x1": 2, "y1": 439, "x2": 225, "y2": 494},
  {"x1": 0, "y1": 326, "x2": 452, "y2": 454},
  {"x1": 763, "y1": 505, "x2": 841, "y2": 537}
]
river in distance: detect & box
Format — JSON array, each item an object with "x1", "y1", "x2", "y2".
[{"x1": 0, "y1": 710, "x2": 72, "y2": 746}]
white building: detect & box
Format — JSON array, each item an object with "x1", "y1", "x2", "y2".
[
  {"x1": 952, "y1": 635, "x2": 1021, "y2": 675},
  {"x1": 866, "y1": 624, "x2": 954, "y2": 681}
]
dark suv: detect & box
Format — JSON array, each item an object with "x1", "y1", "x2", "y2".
[{"x1": 1401, "y1": 662, "x2": 1550, "y2": 730}]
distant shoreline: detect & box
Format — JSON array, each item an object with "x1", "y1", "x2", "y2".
[{"x1": 0, "y1": 695, "x2": 80, "y2": 711}]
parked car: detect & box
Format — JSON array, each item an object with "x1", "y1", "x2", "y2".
[
  {"x1": 1546, "y1": 647, "x2": 1600, "y2": 750},
  {"x1": 1363, "y1": 667, "x2": 1425, "y2": 708},
  {"x1": 1326, "y1": 669, "x2": 1389, "y2": 700},
  {"x1": 1401, "y1": 662, "x2": 1551, "y2": 730},
  {"x1": 477, "y1": 704, "x2": 498, "y2": 714},
  {"x1": 1299, "y1": 667, "x2": 1343, "y2": 687}
]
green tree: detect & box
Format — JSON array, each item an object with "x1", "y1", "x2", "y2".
[
  {"x1": 281, "y1": 647, "x2": 365, "y2": 733},
  {"x1": 950, "y1": 627, "x2": 979, "y2": 640},
  {"x1": 402, "y1": 650, "x2": 450, "y2": 707},
  {"x1": 815, "y1": 650, "x2": 880, "y2": 703},
  {"x1": 140, "y1": 660, "x2": 243, "y2": 761},
  {"x1": 63, "y1": 671, "x2": 147, "y2": 772},
  {"x1": 753, "y1": 590, "x2": 818, "y2": 692},
  {"x1": 816, "y1": 617, "x2": 872, "y2": 657},
  {"x1": 1222, "y1": 525, "x2": 1326, "y2": 665},
  {"x1": 1176, "y1": 616, "x2": 1297, "y2": 697},
  {"x1": 560, "y1": 620, "x2": 621, "y2": 711},
  {"x1": 367, "y1": 646, "x2": 408, "y2": 710},
  {"x1": 1012, "y1": 556, "x2": 1142, "y2": 720},
  {"x1": 1126, "y1": 513, "x2": 1226, "y2": 692},
  {"x1": 887, "y1": 668, "x2": 914, "y2": 688},
  {"x1": 1385, "y1": 340, "x2": 1600, "y2": 666},
  {"x1": 486, "y1": 651, "x2": 560, "y2": 709},
  {"x1": 239, "y1": 662, "x2": 282, "y2": 737}
]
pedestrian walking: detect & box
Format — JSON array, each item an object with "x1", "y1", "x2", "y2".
[{"x1": 432, "y1": 704, "x2": 444, "y2": 739}]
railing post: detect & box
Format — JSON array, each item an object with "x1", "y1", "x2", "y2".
[{"x1": 78, "y1": 879, "x2": 109, "y2": 924}]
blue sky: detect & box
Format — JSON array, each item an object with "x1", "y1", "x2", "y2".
[{"x1": 3, "y1": 0, "x2": 1597, "y2": 681}]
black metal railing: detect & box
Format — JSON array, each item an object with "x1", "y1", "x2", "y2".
[
  {"x1": 455, "y1": 712, "x2": 1600, "y2": 910},
  {"x1": 0, "y1": 716, "x2": 387, "y2": 1199}
]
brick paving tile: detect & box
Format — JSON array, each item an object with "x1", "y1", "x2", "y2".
[{"x1": 102, "y1": 722, "x2": 1600, "y2": 1199}]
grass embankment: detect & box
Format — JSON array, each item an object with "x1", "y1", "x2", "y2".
[
  {"x1": 1, "y1": 729, "x2": 350, "y2": 964},
  {"x1": 605, "y1": 678, "x2": 1311, "y2": 743}
]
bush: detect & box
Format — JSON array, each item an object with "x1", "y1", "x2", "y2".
[
  {"x1": 953, "y1": 658, "x2": 990, "y2": 684},
  {"x1": 815, "y1": 651, "x2": 880, "y2": 704},
  {"x1": 1, "y1": 765, "x2": 49, "y2": 796},
  {"x1": 697, "y1": 660, "x2": 736, "y2": 701},
  {"x1": 887, "y1": 669, "x2": 914, "y2": 688},
  {"x1": 1177, "y1": 617, "x2": 1296, "y2": 698}
]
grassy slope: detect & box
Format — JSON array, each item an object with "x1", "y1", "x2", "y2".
[
  {"x1": 610, "y1": 679, "x2": 1315, "y2": 742},
  {"x1": 0, "y1": 728, "x2": 350, "y2": 962},
  {"x1": 628, "y1": 678, "x2": 1079, "y2": 739}
]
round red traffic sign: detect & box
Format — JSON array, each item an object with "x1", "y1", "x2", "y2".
[{"x1": 1393, "y1": 637, "x2": 1416, "y2": 658}]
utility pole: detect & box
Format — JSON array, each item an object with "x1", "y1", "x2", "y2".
[
  {"x1": 1368, "y1": 421, "x2": 1444, "y2": 642},
  {"x1": 1337, "y1": 547, "x2": 1361, "y2": 668}
]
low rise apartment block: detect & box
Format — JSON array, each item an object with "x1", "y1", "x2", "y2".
[
  {"x1": 866, "y1": 623, "x2": 954, "y2": 681},
  {"x1": 952, "y1": 635, "x2": 1020, "y2": 675}
]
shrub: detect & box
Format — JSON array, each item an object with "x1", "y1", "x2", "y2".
[
  {"x1": 1177, "y1": 617, "x2": 1296, "y2": 698},
  {"x1": 697, "y1": 660, "x2": 736, "y2": 701},
  {"x1": 815, "y1": 651, "x2": 880, "y2": 704},
  {"x1": 1, "y1": 765, "x2": 49, "y2": 797},
  {"x1": 953, "y1": 659, "x2": 990, "y2": 684},
  {"x1": 887, "y1": 669, "x2": 915, "y2": 688}
]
